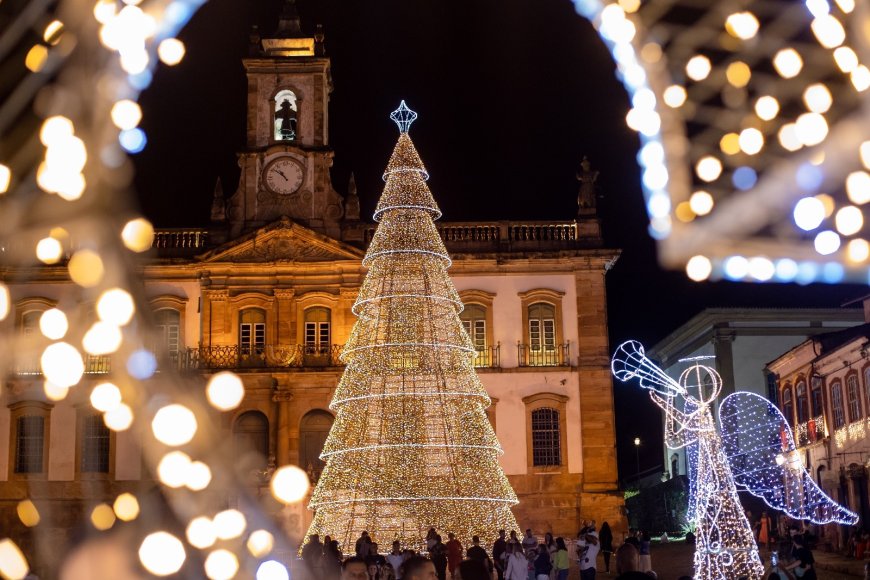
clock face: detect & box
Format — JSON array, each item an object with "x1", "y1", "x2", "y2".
[{"x1": 264, "y1": 157, "x2": 304, "y2": 195}]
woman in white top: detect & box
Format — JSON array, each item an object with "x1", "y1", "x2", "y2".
[{"x1": 505, "y1": 543, "x2": 529, "y2": 580}]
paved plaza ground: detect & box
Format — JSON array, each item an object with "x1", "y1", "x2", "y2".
[{"x1": 563, "y1": 541, "x2": 864, "y2": 579}]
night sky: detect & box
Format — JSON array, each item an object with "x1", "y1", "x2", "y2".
[{"x1": 134, "y1": 0, "x2": 867, "y2": 480}]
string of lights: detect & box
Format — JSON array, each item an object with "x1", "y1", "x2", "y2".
[{"x1": 305, "y1": 102, "x2": 519, "y2": 553}]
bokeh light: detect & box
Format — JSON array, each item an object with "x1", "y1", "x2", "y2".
[
  {"x1": 16, "y1": 500, "x2": 40, "y2": 527},
  {"x1": 113, "y1": 493, "x2": 140, "y2": 521},
  {"x1": 104, "y1": 403, "x2": 134, "y2": 431},
  {"x1": 257, "y1": 560, "x2": 290, "y2": 580},
  {"x1": 90, "y1": 382, "x2": 122, "y2": 412},
  {"x1": 39, "y1": 308, "x2": 68, "y2": 340},
  {"x1": 187, "y1": 517, "x2": 217, "y2": 549},
  {"x1": 121, "y1": 217, "x2": 155, "y2": 252},
  {"x1": 139, "y1": 532, "x2": 186, "y2": 577},
  {"x1": 685, "y1": 256, "x2": 712, "y2": 282},
  {"x1": 41, "y1": 342, "x2": 84, "y2": 388},
  {"x1": 152, "y1": 404, "x2": 198, "y2": 446},
  {"x1": 204, "y1": 549, "x2": 239, "y2": 580},
  {"x1": 68, "y1": 250, "x2": 104, "y2": 288},
  {"x1": 0, "y1": 539, "x2": 29, "y2": 580},
  {"x1": 206, "y1": 371, "x2": 245, "y2": 411},
  {"x1": 90, "y1": 504, "x2": 116, "y2": 531},
  {"x1": 97, "y1": 288, "x2": 136, "y2": 326},
  {"x1": 213, "y1": 509, "x2": 247, "y2": 540},
  {"x1": 157, "y1": 451, "x2": 192, "y2": 488},
  {"x1": 247, "y1": 530, "x2": 275, "y2": 557},
  {"x1": 270, "y1": 465, "x2": 311, "y2": 504}
]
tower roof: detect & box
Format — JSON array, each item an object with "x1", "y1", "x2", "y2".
[{"x1": 261, "y1": 0, "x2": 317, "y2": 57}]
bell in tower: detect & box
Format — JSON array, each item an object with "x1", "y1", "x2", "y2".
[{"x1": 226, "y1": 0, "x2": 345, "y2": 239}]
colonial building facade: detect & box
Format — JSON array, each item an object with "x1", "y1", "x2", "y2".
[
  {"x1": 0, "y1": 5, "x2": 624, "y2": 571},
  {"x1": 768, "y1": 298, "x2": 870, "y2": 549}
]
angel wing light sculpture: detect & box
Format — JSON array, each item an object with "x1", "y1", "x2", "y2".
[{"x1": 612, "y1": 340, "x2": 857, "y2": 580}]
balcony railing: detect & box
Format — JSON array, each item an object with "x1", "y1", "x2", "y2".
[
  {"x1": 180, "y1": 344, "x2": 343, "y2": 370},
  {"x1": 517, "y1": 342, "x2": 571, "y2": 367},
  {"x1": 795, "y1": 415, "x2": 827, "y2": 447},
  {"x1": 472, "y1": 344, "x2": 500, "y2": 368},
  {"x1": 13, "y1": 355, "x2": 112, "y2": 377}
]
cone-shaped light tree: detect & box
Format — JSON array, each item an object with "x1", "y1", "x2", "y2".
[{"x1": 306, "y1": 102, "x2": 519, "y2": 552}]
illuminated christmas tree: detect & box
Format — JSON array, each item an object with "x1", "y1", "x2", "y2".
[{"x1": 305, "y1": 102, "x2": 519, "y2": 552}]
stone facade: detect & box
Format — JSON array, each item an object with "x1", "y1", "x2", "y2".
[{"x1": 0, "y1": 10, "x2": 626, "y2": 574}]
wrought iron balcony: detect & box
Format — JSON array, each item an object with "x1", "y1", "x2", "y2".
[
  {"x1": 472, "y1": 344, "x2": 500, "y2": 369},
  {"x1": 180, "y1": 344, "x2": 344, "y2": 370},
  {"x1": 13, "y1": 355, "x2": 112, "y2": 377},
  {"x1": 517, "y1": 342, "x2": 571, "y2": 367},
  {"x1": 795, "y1": 415, "x2": 827, "y2": 447}
]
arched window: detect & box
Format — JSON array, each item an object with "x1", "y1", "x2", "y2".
[
  {"x1": 233, "y1": 411, "x2": 269, "y2": 468},
  {"x1": 304, "y1": 307, "x2": 331, "y2": 355},
  {"x1": 21, "y1": 311, "x2": 41, "y2": 336},
  {"x1": 80, "y1": 413, "x2": 110, "y2": 473},
  {"x1": 239, "y1": 309, "x2": 266, "y2": 355},
  {"x1": 460, "y1": 304, "x2": 487, "y2": 352},
  {"x1": 811, "y1": 377, "x2": 824, "y2": 417},
  {"x1": 782, "y1": 385, "x2": 794, "y2": 426},
  {"x1": 796, "y1": 381, "x2": 809, "y2": 423},
  {"x1": 531, "y1": 408, "x2": 561, "y2": 466},
  {"x1": 300, "y1": 410, "x2": 333, "y2": 483},
  {"x1": 832, "y1": 381, "x2": 846, "y2": 430},
  {"x1": 273, "y1": 89, "x2": 298, "y2": 141},
  {"x1": 528, "y1": 302, "x2": 556, "y2": 354},
  {"x1": 155, "y1": 309, "x2": 181, "y2": 364},
  {"x1": 847, "y1": 374, "x2": 861, "y2": 422}
]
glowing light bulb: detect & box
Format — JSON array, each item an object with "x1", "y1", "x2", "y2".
[
  {"x1": 257, "y1": 561, "x2": 290, "y2": 580},
  {"x1": 738, "y1": 128, "x2": 764, "y2": 155},
  {"x1": 833, "y1": 46, "x2": 858, "y2": 73},
  {"x1": 68, "y1": 250, "x2": 104, "y2": 288},
  {"x1": 41, "y1": 342, "x2": 84, "y2": 388},
  {"x1": 82, "y1": 321, "x2": 123, "y2": 355},
  {"x1": 187, "y1": 517, "x2": 217, "y2": 549},
  {"x1": 17, "y1": 500, "x2": 40, "y2": 527},
  {"x1": 846, "y1": 171, "x2": 870, "y2": 204},
  {"x1": 247, "y1": 530, "x2": 275, "y2": 557},
  {"x1": 847, "y1": 239, "x2": 869, "y2": 262},
  {"x1": 793, "y1": 197, "x2": 826, "y2": 231},
  {"x1": 110, "y1": 100, "x2": 142, "y2": 131},
  {"x1": 36, "y1": 237, "x2": 63, "y2": 264},
  {"x1": 139, "y1": 532, "x2": 186, "y2": 577},
  {"x1": 158, "y1": 38, "x2": 186, "y2": 65},
  {"x1": 726, "y1": 61, "x2": 751, "y2": 88},
  {"x1": 213, "y1": 509, "x2": 247, "y2": 540},
  {"x1": 270, "y1": 465, "x2": 311, "y2": 504},
  {"x1": 113, "y1": 493, "x2": 139, "y2": 521},
  {"x1": 204, "y1": 549, "x2": 239, "y2": 580},
  {"x1": 206, "y1": 371, "x2": 245, "y2": 411},
  {"x1": 725, "y1": 11, "x2": 759, "y2": 40},
  {"x1": 103, "y1": 403, "x2": 133, "y2": 431},
  {"x1": 852, "y1": 66, "x2": 870, "y2": 92},
  {"x1": 689, "y1": 191, "x2": 714, "y2": 215},
  {"x1": 39, "y1": 308, "x2": 68, "y2": 340},
  {"x1": 803, "y1": 84, "x2": 833, "y2": 113},
  {"x1": 90, "y1": 382, "x2": 122, "y2": 412},
  {"x1": 152, "y1": 404, "x2": 197, "y2": 446},
  {"x1": 814, "y1": 230, "x2": 841, "y2": 255},
  {"x1": 186, "y1": 461, "x2": 212, "y2": 491},
  {"x1": 157, "y1": 451, "x2": 192, "y2": 488},
  {"x1": 835, "y1": 206, "x2": 863, "y2": 235},
  {"x1": 686, "y1": 55, "x2": 711, "y2": 81},
  {"x1": 663, "y1": 85, "x2": 687, "y2": 108},
  {"x1": 685, "y1": 256, "x2": 712, "y2": 282},
  {"x1": 97, "y1": 288, "x2": 135, "y2": 326},
  {"x1": 773, "y1": 49, "x2": 803, "y2": 78},
  {"x1": 794, "y1": 113, "x2": 828, "y2": 146},
  {"x1": 695, "y1": 156, "x2": 722, "y2": 182},
  {"x1": 121, "y1": 218, "x2": 154, "y2": 252},
  {"x1": 0, "y1": 539, "x2": 29, "y2": 580},
  {"x1": 811, "y1": 14, "x2": 846, "y2": 48}
]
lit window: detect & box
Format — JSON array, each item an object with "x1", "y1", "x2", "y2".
[
  {"x1": 832, "y1": 382, "x2": 845, "y2": 429},
  {"x1": 304, "y1": 307, "x2": 330, "y2": 355},
  {"x1": 781, "y1": 385, "x2": 793, "y2": 426},
  {"x1": 81, "y1": 414, "x2": 110, "y2": 473},
  {"x1": 15, "y1": 416, "x2": 45, "y2": 473},
  {"x1": 460, "y1": 304, "x2": 487, "y2": 351},
  {"x1": 273, "y1": 89, "x2": 298, "y2": 141},
  {"x1": 847, "y1": 374, "x2": 861, "y2": 422},
  {"x1": 531, "y1": 407, "x2": 561, "y2": 467},
  {"x1": 811, "y1": 377, "x2": 824, "y2": 417},
  {"x1": 796, "y1": 381, "x2": 809, "y2": 423},
  {"x1": 239, "y1": 309, "x2": 265, "y2": 355},
  {"x1": 155, "y1": 309, "x2": 180, "y2": 363},
  {"x1": 528, "y1": 303, "x2": 556, "y2": 352}
]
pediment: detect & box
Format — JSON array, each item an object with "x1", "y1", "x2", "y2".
[{"x1": 199, "y1": 218, "x2": 364, "y2": 263}]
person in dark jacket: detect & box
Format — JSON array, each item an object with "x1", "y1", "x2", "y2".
[
  {"x1": 534, "y1": 544, "x2": 552, "y2": 580},
  {"x1": 430, "y1": 535, "x2": 448, "y2": 580},
  {"x1": 599, "y1": 522, "x2": 614, "y2": 574}
]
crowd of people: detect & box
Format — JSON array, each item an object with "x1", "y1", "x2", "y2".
[{"x1": 298, "y1": 521, "x2": 622, "y2": 580}]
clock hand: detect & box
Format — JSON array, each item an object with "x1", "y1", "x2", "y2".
[{"x1": 276, "y1": 169, "x2": 288, "y2": 180}]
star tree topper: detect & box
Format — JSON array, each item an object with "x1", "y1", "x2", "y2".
[{"x1": 390, "y1": 100, "x2": 418, "y2": 133}]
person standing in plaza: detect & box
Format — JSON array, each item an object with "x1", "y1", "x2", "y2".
[
  {"x1": 357, "y1": 531, "x2": 372, "y2": 559},
  {"x1": 387, "y1": 541, "x2": 405, "y2": 580},
  {"x1": 466, "y1": 536, "x2": 492, "y2": 575},
  {"x1": 431, "y1": 535, "x2": 448, "y2": 580},
  {"x1": 534, "y1": 544, "x2": 553, "y2": 580},
  {"x1": 552, "y1": 538, "x2": 569, "y2": 580},
  {"x1": 446, "y1": 533, "x2": 463, "y2": 579},
  {"x1": 577, "y1": 525, "x2": 600, "y2": 580},
  {"x1": 522, "y1": 529, "x2": 538, "y2": 553},
  {"x1": 598, "y1": 522, "x2": 613, "y2": 574},
  {"x1": 637, "y1": 531, "x2": 651, "y2": 573},
  {"x1": 505, "y1": 544, "x2": 529, "y2": 580},
  {"x1": 493, "y1": 530, "x2": 508, "y2": 580},
  {"x1": 342, "y1": 557, "x2": 370, "y2": 580},
  {"x1": 758, "y1": 511, "x2": 773, "y2": 551}
]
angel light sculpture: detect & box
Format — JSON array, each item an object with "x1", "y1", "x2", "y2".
[{"x1": 612, "y1": 340, "x2": 857, "y2": 580}]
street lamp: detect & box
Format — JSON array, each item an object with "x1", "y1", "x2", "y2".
[{"x1": 633, "y1": 437, "x2": 641, "y2": 483}]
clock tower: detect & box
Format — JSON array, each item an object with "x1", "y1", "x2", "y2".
[{"x1": 226, "y1": 0, "x2": 345, "y2": 239}]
